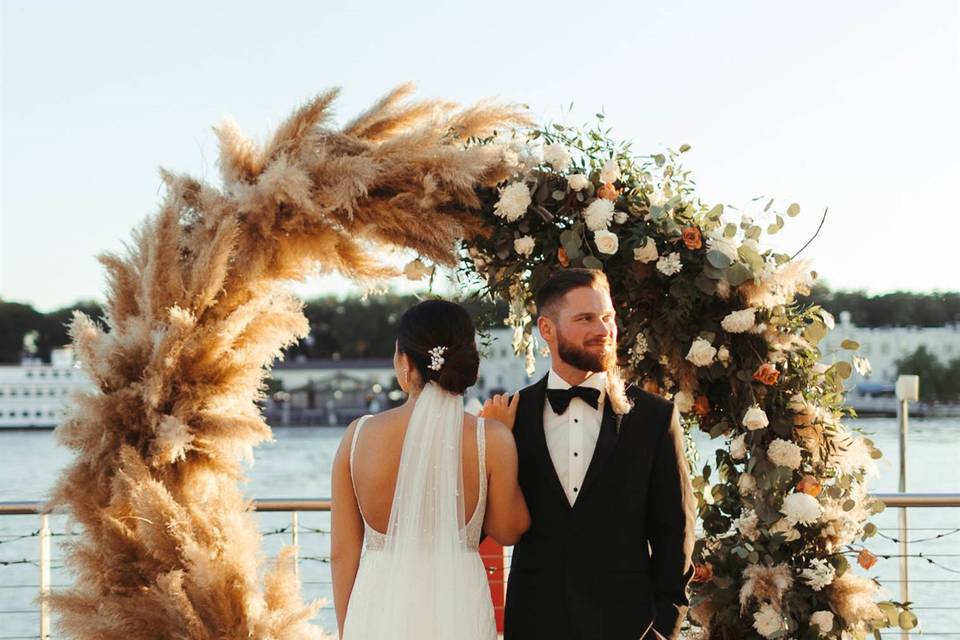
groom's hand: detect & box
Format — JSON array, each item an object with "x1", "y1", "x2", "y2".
[{"x1": 479, "y1": 393, "x2": 519, "y2": 430}]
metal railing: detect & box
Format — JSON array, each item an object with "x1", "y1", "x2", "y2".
[{"x1": 1, "y1": 493, "x2": 958, "y2": 639}]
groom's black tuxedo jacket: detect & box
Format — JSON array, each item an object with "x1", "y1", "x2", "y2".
[{"x1": 503, "y1": 374, "x2": 697, "y2": 640}]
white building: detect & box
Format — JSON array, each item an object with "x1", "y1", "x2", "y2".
[{"x1": 0, "y1": 348, "x2": 94, "y2": 428}]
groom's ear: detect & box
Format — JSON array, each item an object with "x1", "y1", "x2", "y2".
[{"x1": 537, "y1": 314, "x2": 554, "y2": 343}]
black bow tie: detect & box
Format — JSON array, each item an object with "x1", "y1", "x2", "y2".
[{"x1": 546, "y1": 386, "x2": 601, "y2": 415}]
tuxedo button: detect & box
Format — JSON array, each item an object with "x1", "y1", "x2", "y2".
[
  {"x1": 574, "y1": 418, "x2": 579, "y2": 423},
  {"x1": 573, "y1": 487, "x2": 578, "y2": 492},
  {"x1": 573, "y1": 452, "x2": 579, "y2": 457}
]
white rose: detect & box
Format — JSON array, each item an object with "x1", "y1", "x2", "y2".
[
  {"x1": 514, "y1": 236, "x2": 535, "y2": 257},
  {"x1": 494, "y1": 182, "x2": 532, "y2": 222},
  {"x1": 753, "y1": 602, "x2": 785, "y2": 638},
  {"x1": 584, "y1": 198, "x2": 615, "y2": 231},
  {"x1": 593, "y1": 230, "x2": 619, "y2": 255},
  {"x1": 613, "y1": 211, "x2": 628, "y2": 224},
  {"x1": 742, "y1": 405, "x2": 769, "y2": 431},
  {"x1": 686, "y1": 337, "x2": 717, "y2": 367},
  {"x1": 633, "y1": 238, "x2": 659, "y2": 263},
  {"x1": 768, "y1": 438, "x2": 804, "y2": 470},
  {"x1": 738, "y1": 472, "x2": 757, "y2": 496},
  {"x1": 781, "y1": 492, "x2": 823, "y2": 526},
  {"x1": 543, "y1": 143, "x2": 572, "y2": 172},
  {"x1": 674, "y1": 390, "x2": 694, "y2": 413},
  {"x1": 810, "y1": 610, "x2": 835, "y2": 635},
  {"x1": 599, "y1": 157, "x2": 621, "y2": 183},
  {"x1": 656, "y1": 252, "x2": 682, "y2": 276},
  {"x1": 567, "y1": 173, "x2": 590, "y2": 191},
  {"x1": 403, "y1": 258, "x2": 432, "y2": 281},
  {"x1": 730, "y1": 433, "x2": 748, "y2": 460},
  {"x1": 717, "y1": 345, "x2": 731, "y2": 365},
  {"x1": 721, "y1": 308, "x2": 757, "y2": 333}
]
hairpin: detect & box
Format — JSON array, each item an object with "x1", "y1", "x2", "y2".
[{"x1": 427, "y1": 345, "x2": 447, "y2": 371}]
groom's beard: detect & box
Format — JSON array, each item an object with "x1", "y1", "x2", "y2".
[{"x1": 556, "y1": 328, "x2": 617, "y2": 373}]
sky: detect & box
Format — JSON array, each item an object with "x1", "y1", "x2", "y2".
[{"x1": 2, "y1": 0, "x2": 958, "y2": 312}]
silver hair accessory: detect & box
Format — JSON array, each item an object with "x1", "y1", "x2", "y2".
[{"x1": 427, "y1": 345, "x2": 447, "y2": 371}]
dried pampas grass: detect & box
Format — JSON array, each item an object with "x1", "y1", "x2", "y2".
[{"x1": 43, "y1": 84, "x2": 530, "y2": 639}]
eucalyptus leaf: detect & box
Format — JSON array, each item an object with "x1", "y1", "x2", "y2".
[
  {"x1": 583, "y1": 256, "x2": 604, "y2": 270},
  {"x1": 841, "y1": 339, "x2": 860, "y2": 350},
  {"x1": 706, "y1": 250, "x2": 733, "y2": 269},
  {"x1": 706, "y1": 204, "x2": 724, "y2": 220},
  {"x1": 726, "y1": 263, "x2": 753, "y2": 286},
  {"x1": 787, "y1": 202, "x2": 801, "y2": 217},
  {"x1": 723, "y1": 223, "x2": 737, "y2": 239},
  {"x1": 898, "y1": 610, "x2": 918, "y2": 630}
]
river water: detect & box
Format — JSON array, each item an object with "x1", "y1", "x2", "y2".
[{"x1": 1, "y1": 417, "x2": 957, "y2": 637}]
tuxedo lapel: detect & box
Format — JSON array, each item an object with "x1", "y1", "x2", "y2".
[
  {"x1": 520, "y1": 374, "x2": 572, "y2": 511},
  {"x1": 575, "y1": 399, "x2": 622, "y2": 505}
]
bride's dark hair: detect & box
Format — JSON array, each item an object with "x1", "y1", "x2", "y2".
[{"x1": 397, "y1": 299, "x2": 480, "y2": 395}]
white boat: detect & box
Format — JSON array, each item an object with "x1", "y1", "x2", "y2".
[{"x1": 0, "y1": 348, "x2": 93, "y2": 429}]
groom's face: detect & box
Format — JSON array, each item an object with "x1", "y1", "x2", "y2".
[{"x1": 540, "y1": 285, "x2": 618, "y2": 373}]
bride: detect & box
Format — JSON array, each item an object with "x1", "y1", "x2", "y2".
[{"x1": 330, "y1": 299, "x2": 531, "y2": 639}]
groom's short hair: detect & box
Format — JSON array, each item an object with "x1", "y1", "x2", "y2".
[{"x1": 535, "y1": 268, "x2": 610, "y2": 319}]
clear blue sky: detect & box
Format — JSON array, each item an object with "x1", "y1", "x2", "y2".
[{"x1": 2, "y1": 0, "x2": 958, "y2": 311}]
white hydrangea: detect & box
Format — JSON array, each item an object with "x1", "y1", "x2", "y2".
[
  {"x1": 674, "y1": 390, "x2": 694, "y2": 413},
  {"x1": 543, "y1": 143, "x2": 572, "y2": 172},
  {"x1": 599, "y1": 157, "x2": 621, "y2": 183},
  {"x1": 767, "y1": 438, "x2": 803, "y2": 470},
  {"x1": 721, "y1": 308, "x2": 757, "y2": 333},
  {"x1": 633, "y1": 238, "x2": 659, "y2": 263},
  {"x1": 567, "y1": 173, "x2": 590, "y2": 191},
  {"x1": 686, "y1": 337, "x2": 717, "y2": 367},
  {"x1": 734, "y1": 508, "x2": 760, "y2": 541},
  {"x1": 752, "y1": 602, "x2": 785, "y2": 638},
  {"x1": 781, "y1": 492, "x2": 822, "y2": 526},
  {"x1": 494, "y1": 182, "x2": 532, "y2": 222},
  {"x1": 738, "y1": 472, "x2": 757, "y2": 496},
  {"x1": 742, "y1": 405, "x2": 769, "y2": 431},
  {"x1": 656, "y1": 252, "x2": 683, "y2": 276},
  {"x1": 583, "y1": 198, "x2": 615, "y2": 230},
  {"x1": 514, "y1": 236, "x2": 535, "y2": 257},
  {"x1": 730, "y1": 433, "x2": 748, "y2": 460},
  {"x1": 800, "y1": 558, "x2": 836, "y2": 591},
  {"x1": 593, "y1": 230, "x2": 619, "y2": 255},
  {"x1": 810, "y1": 610, "x2": 835, "y2": 635}
]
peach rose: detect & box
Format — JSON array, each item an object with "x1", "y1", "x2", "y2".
[
  {"x1": 682, "y1": 226, "x2": 702, "y2": 250},
  {"x1": 752, "y1": 363, "x2": 780, "y2": 386},
  {"x1": 858, "y1": 549, "x2": 878, "y2": 570},
  {"x1": 796, "y1": 475, "x2": 822, "y2": 497},
  {"x1": 557, "y1": 246, "x2": 570, "y2": 267},
  {"x1": 692, "y1": 563, "x2": 714, "y2": 583},
  {"x1": 694, "y1": 394, "x2": 711, "y2": 417},
  {"x1": 597, "y1": 182, "x2": 620, "y2": 201}
]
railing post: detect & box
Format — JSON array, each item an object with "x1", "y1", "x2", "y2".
[
  {"x1": 895, "y1": 375, "x2": 918, "y2": 640},
  {"x1": 291, "y1": 510, "x2": 299, "y2": 579},
  {"x1": 40, "y1": 512, "x2": 51, "y2": 640}
]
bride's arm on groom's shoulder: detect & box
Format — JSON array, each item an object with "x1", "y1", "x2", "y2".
[
  {"x1": 482, "y1": 419, "x2": 531, "y2": 545},
  {"x1": 646, "y1": 404, "x2": 698, "y2": 640},
  {"x1": 330, "y1": 419, "x2": 365, "y2": 634},
  {"x1": 479, "y1": 392, "x2": 520, "y2": 430}
]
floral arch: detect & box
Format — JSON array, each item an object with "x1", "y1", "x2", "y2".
[{"x1": 48, "y1": 84, "x2": 911, "y2": 640}]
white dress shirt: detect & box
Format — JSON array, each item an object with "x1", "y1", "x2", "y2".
[{"x1": 543, "y1": 369, "x2": 607, "y2": 505}]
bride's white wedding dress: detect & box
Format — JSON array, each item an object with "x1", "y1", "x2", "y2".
[{"x1": 340, "y1": 382, "x2": 497, "y2": 640}]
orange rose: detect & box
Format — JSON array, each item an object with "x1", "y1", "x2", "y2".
[
  {"x1": 694, "y1": 394, "x2": 711, "y2": 417},
  {"x1": 643, "y1": 379, "x2": 661, "y2": 395},
  {"x1": 682, "y1": 226, "x2": 702, "y2": 250},
  {"x1": 796, "y1": 475, "x2": 822, "y2": 497},
  {"x1": 692, "y1": 563, "x2": 714, "y2": 583},
  {"x1": 858, "y1": 549, "x2": 878, "y2": 570},
  {"x1": 597, "y1": 182, "x2": 620, "y2": 201},
  {"x1": 752, "y1": 363, "x2": 780, "y2": 386},
  {"x1": 557, "y1": 246, "x2": 570, "y2": 267}
]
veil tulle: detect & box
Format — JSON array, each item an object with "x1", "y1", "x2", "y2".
[{"x1": 348, "y1": 381, "x2": 473, "y2": 638}]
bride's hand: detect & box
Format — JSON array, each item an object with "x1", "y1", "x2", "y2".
[{"x1": 480, "y1": 392, "x2": 519, "y2": 430}]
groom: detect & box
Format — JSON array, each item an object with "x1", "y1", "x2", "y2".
[{"x1": 484, "y1": 268, "x2": 697, "y2": 640}]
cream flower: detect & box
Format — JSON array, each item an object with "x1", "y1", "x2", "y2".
[
  {"x1": 633, "y1": 238, "x2": 659, "y2": 263},
  {"x1": 599, "y1": 157, "x2": 621, "y2": 183},
  {"x1": 543, "y1": 143, "x2": 572, "y2": 172},
  {"x1": 514, "y1": 236, "x2": 535, "y2": 257},
  {"x1": 734, "y1": 508, "x2": 760, "y2": 541},
  {"x1": 721, "y1": 308, "x2": 757, "y2": 333},
  {"x1": 583, "y1": 198, "x2": 615, "y2": 230},
  {"x1": 730, "y1": 433, "x2": 748, "y2": 460},
  {"x1": 738, "y1": 472, "x2": 757, "y2": 496},
  {"x1": 781, "y1": 492, "x2": 822, "y2": 526},
  {"x1": 810, "y1": 610, "x2": 835, "y2": 635},
  {"x1": 567, "y1": 173, "x2": 589, "y2": 191},
  {"x1": 742, "y1": 405, "x2": 769, "y2": 431},
  {"x1": 800, "y1": 558, "x2": 836, "y2": 591},
  {"x1": 494, "y1": 182, "x2": 532, "y2": 222},
  {"x1": 767, "y1": 438, "x2": 803, "y2": 470},
  {"x1": 686, "y1": 337, "x2": 717, "y2": 367},
  {"x1": 753, "y1": 602, "x2": 785, "y2": 638},
  {"x1": 674, "y1": 390, "x2": 695, "y2": 413},
  {"x1": 769, "y1": 518, "x2": 801, "y2": 541},
  {"x1": 656, "y1": 252, "x2": 683, "y2": 276},
  {"x1": 717, "y1": 344, "x2": 731, "y2": 365},
  {"x1": 633, "y1": 333, "x2": 649, "y2": 359},
  {"x1": 594, "y1": 230, "x2": 619, "y2": 255}
]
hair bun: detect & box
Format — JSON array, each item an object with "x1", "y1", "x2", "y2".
[{"x1": 434, "y1": 341, "x2": 480, "y2": 395}]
